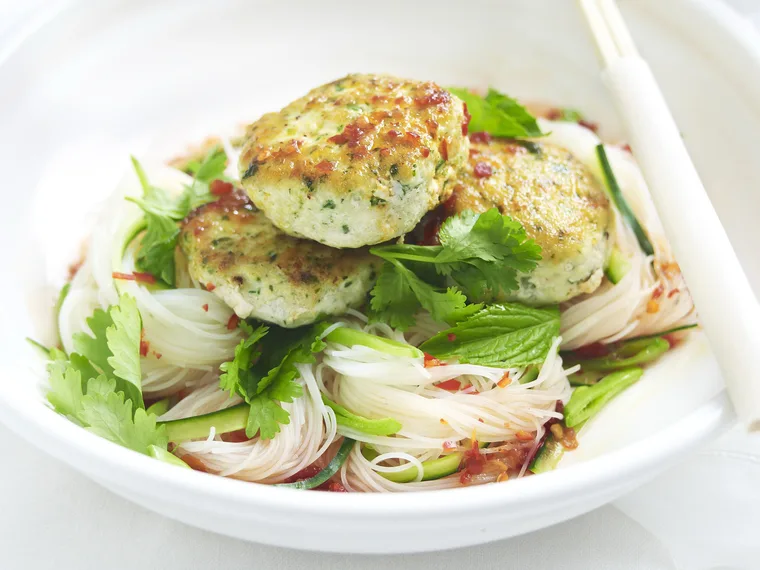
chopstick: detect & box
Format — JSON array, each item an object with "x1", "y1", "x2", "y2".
[{"x1": 578, "y1": 0, "x2": 760, "y2": 431}]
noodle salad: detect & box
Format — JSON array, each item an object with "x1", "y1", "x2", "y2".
[{"x1": 30, "y1": 74, "x2": 697, "y2": 492}]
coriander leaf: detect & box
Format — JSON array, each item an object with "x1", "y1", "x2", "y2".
[
  {"x1": 81, "y1": 381, "x2": 167, "y2": 453},
  {"x1": 369, "y1": 208, "x2": 542, "y2": 325},
  {"x1": 73, "y1": 308, "x2": 115, "y2": 379},
  {"x1": 369, "y1": 260, "x2": 467, "y2": 330},
  {"x1": 70, "y1": 352, "x2": 100, "y2": 385},
  {"x1": 106, "y1": 294, "x2": 144, "y2": 409},
  {"x1": 218, "y1": 321, "x2": 329, "y2": 440},
  {"x1": 127, "y1": 157, "x2": 187, "y2": 219},
  {"x1": 127, "y1": 150, "x2": 227, "y2": 286},
  {"x1": 420, "y1": 303, "x2": 561, "y2": 367},
  {"x1": 368, "y1": 262, "x2": 420, "y2": 330},
  {"x1": 135, "y1": 212, "x2": 179, "y2": 286},
  {"x1": 246, "y1": 397, "x2": 292, "y2": 441},
  {"x1": 436, "y1": 208, "x2": 541, "y2": 269},
  {"x1": 448, "y1": 87, "x2": 544, "y2": 138},
  {"x1": 46, "y1": 360, "x2": 84, "y2": 422},
  {"x1": 219, "y1": 322, "x2": 269, "y2": 396},
  {"x1": 193, "y1": 146, "x2": 228, "y2": 182},
  {"x1": 484, "y1": 89, "x2": 543, "y2": 137},
  {"x1": 72, "y1": 295, "x2": 145, "y2": 409}
]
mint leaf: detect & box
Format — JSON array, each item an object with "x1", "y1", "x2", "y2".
[
  {"x1": 419, "y1": 303, "x2": 561, "y2": 367},
  {"x1": 484, "y1": 89, "x2": 543, "y2": 137},
  {"x1": 448, "y1": 87, "x2": 543, "y2": 138}
]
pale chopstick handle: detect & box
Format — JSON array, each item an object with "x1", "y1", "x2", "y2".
[{"x1": 604, "y1": 58, "x2": 760, "y2": 430}]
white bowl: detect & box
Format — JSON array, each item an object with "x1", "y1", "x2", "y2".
[{"x1": 0, "y1": 0, "x2": 756, "y2": 554}]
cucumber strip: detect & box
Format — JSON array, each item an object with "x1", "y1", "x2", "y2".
[
  {"x1": 146, "y1": 398, "x2": 170, "y2": 417},
  {"x1": 519, "y1": 366, "x2": 539, "y2": 384},
  {"x1": 276, "y1": 437, "x2": 355, "y2": 490},
  {"x1": 25, "y1": 337, "x2": 51, "y2": 358},
  {"x1": 325, "y1": 327, "x2": 423, "y2": 359},
  {"x1": 626, "y1": 323, "x2": 698, "y2": 342},
  {"x1": 578, "y1": 337, "x2": 669, "y2": 371},
  {"x1": 148, "y1": 445, "x2": 191, "y2": 469},
  {"x1": 159, "y1": 404, "x2": 249, "y2": 443},
  {"x1": 322, "y1": 396, "x2": 402, "y2": 436},
  {"x1": 529, "y1": 435, "x2": 564, "y2": 474},
  {"x1": 568, "y1": 369, "x2": 604, "y2": 386},
  {"x1": 605, "y1": 246, "x2": 631, "y2": 284},
  {"x1": 596, "y1": 144, "x2": 654, "y2": 256},
  {"x1": 363, "y1": 441, "x2": 487, "y2": 483},
  {"x1": 564, "y1": 367, "x2": 643, "y2": 427},
  {"x1": 362, "y1": 446, "x2": 463, "y2": 483}
]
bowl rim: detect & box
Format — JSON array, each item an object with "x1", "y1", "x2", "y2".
[{"x1": 0, "y1": 0, "x2": 753, "y2": 518}]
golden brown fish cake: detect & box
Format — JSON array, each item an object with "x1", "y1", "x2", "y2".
[
  {"x1": 450, "y1": 136, "x2": 611, "y2": 304},
  {"x1": 179, "y1": 190, "x2": 380, "y2": 327},
  {"x1": 238, "y1": 73, "x2": 470, "y2": 248}
]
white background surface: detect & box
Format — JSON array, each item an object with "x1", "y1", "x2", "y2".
[{"x1": 1, "y1": 1, "x2": 758, "y2": 569}]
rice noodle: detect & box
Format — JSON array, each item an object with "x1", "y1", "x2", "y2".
[
  {"x1": 51, "y1": 124, "x2": 695, "y2": 490},
  {"x1": 538, "y1": 120, "x2": 697, "y2": 349}
]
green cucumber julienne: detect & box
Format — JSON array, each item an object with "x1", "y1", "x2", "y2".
[
  {"x1": 362, "y1": 447, "x2": 463, "y2": 483},
  {"x1": 596, "y1": 144, "x2": 654, "y2": 256},
  {"x1": 605, "y1": 246, "x2": 631, "y2": 284},
  {"x1": 564, "y1": 367, "x2": 644, "y2": 428},
  {"x1": 574, "y1": 337, "x2": 669, "y2": 372},
  {"x1": 324, "y1": 326, "x2": 423, "y2": 359},
  {"x1": 529, "y1": 435, "x2": 565, "y2": 474},
  {"x1": 161, "y1": 398, "x2": 403, "y2": 443},
  {"x1": 322, "y1": 396, "x2": 402, "y2": 436},
  {"x1": 159, "y1": 404, "x2": 249, "y2": 443},
  {"x1": 276, "y1": 437, "x2": 355, "y2": 490}
]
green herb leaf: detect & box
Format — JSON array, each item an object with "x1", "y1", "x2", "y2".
[
  {"x1": 46, "y1": 359, "x2": 85, "y2": 423},
  {"x1": 368, "y1": 208, "x2": 541, "y2": 329},
  {"x1": 135, "y1": 213, "x2": 179, "y2": 286},
  {"x1": 73, "y1": 308, "x2": 116, "y2": 379},
  {"x1": 369, "y1": 260, "x2": 469, "y2": 329},
  {"x1": 80, "y1": 376, "x2": 167, "y2": 452},
  {"x1": 46, "y1": 362, "x2": 167, "y2": 455},
  {"x1": 484, "y1": 89, "x2": 543, "y2": 137},
  {"x1": 126, "y1": 149, "x2": 227, "y2": 287},
  {"x1": 105, "y1": 294, "x2": 144, "y2": 409},
  {"x1": 73, "y1": 295, "x2": 144, "y2": 409},
  {"x1": 448, "y1": 87, "x2": 543, "y2": 138},
  {"x1": 219, "y1": 322, "x2": 269, "y2": 396},
  {"x1": 192, "y1": 146, "x2": 228, "y2": 183},
  {"x1": 219, "y1": 321, "x2": 329, "y2": 440},
  {"x1": 420, "y1": 303, "x2": 561, "y2": 367}
]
